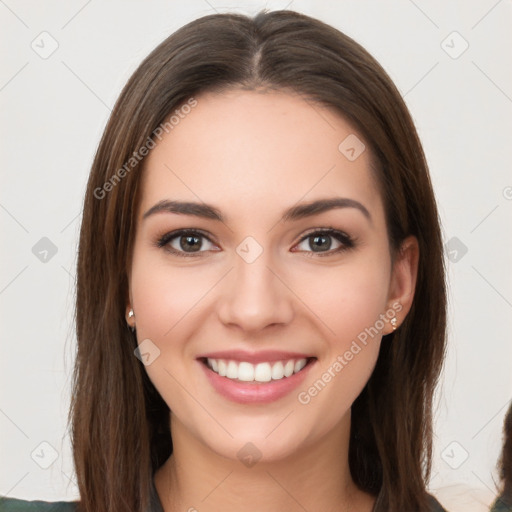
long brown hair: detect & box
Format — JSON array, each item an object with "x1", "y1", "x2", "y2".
[
  {"x1": 71, "y1": 9, "x2": 447, "y2": 512},
  {"x1": 498, "y1": 402, "x2": 512, "y2": 504}
]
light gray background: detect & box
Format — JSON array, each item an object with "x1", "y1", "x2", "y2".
[{"x1": 1, "y1": 1, "x2": 511, "y2": 510}]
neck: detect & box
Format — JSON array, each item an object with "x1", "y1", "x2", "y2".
[{"x1": 154, "y1": 413, "x2": 375, "y2": 512}]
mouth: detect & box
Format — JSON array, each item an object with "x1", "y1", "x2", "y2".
[
  {"x1": 198, "y1": 356, "x2": 316, "y2": 383},
  {"x1": 196, "y1": 353, "x2": 317, "y2": 404}
]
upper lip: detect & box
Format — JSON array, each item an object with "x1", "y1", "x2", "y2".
[{"x1": 196, "y1": 350, "x2": 315, "y2": 364}]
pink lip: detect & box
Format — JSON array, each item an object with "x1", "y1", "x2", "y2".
[
  {"x1": 197, "y1": 357, "x2": 317, "y2": 404},
  {"x1": 196, "y1": 349, "x2": 313, "y2": 364}
]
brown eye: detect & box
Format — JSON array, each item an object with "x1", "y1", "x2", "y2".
[
  {"x1": 293, "y1": 229, "x2": 355, "y2": 257},
  {"x1": 156, "y1": 229, "x2": 218, "y2": 257}
]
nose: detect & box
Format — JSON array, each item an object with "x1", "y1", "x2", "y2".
[{"x1": 216, "y1": 250, "x2": 294, "y2": 334}]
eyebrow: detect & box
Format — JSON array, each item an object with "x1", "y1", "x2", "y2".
[{"x1": 142, "y1": 197, "x2": 372, "y2": 224}]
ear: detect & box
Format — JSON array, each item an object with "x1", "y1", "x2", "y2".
[{"x1": 382, "y1": 235, "x2": 419, "y2": 335}]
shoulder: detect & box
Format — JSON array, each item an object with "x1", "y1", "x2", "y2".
[
  {"x1": 490, "y1": 495, "x2": 512, "y2": 512},
  {"x1": 427, "y1": 493, "x2": 449, "y2": 512},
  {"x1": 0, "y1": 497, "x2": 79, "y2": 512}
]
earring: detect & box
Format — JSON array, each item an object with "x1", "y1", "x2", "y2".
[
  {"x1": 391, "y1": 317, "x2": 398, "y2": 331},
  {"x1": 127, "y1": 309, "x2": 135, "y2": 332}
]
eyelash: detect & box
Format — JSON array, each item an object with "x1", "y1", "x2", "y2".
[{"x1": 155, "y1": 227, "x2": 356, "y2": 259}]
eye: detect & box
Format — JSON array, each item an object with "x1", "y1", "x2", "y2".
[
  {"x1": 293, "y1": 228, "x2": 356, "y2": 257},
  {"x1": 155, "y1": 227, "x2": 356, "y2": 258},
  {"x1": 156, "y1": 229, "x2": 218, "y2": 257}
]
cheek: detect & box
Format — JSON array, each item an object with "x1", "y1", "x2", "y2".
[
  {"x1": 291, "y1": 254, "x2": 390, "y2": 414},
  {"x1": 290, "y1": 254, "x2": 391, "y2": 347},
  {"x1": 130, "y1": 251, "x2": 214, "y2": 343},
  {"x1": 128, "y1": 252, "x2": 212, "y2": 412}
]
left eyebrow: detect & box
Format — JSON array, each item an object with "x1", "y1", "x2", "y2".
[
  {"x1": 142, "y1": 197, "x2": 372, "y2": 224},
  {"x1": 282, "y1": 197, "x2": 371, "y2": 223}
]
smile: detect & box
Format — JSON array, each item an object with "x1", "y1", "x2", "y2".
[
  {"x1": 197, "y1": 353, "x2": 317, "y2": 404},
  {"x1": 205, "y1": 357, "x2": 310, "y2": 382}
]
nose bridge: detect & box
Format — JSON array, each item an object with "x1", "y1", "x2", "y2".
[{"x1": 217, "y1": 240, "x2": 294, "y2": 332}]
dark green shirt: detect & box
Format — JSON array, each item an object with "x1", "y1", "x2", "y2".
[
  {"x1": 0, "y1": 478, "x2": 164, "y2": 512},
  {"x1": 490, "y1": 494, "x2": 512, "y2": 512},
  {"x1": 0, "y1": 486, "x2": 448, "y2": 511}
]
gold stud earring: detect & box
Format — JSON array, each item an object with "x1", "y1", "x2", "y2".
[{"x1": 391, "y1": 317, "x2": 398, "y2": 331}]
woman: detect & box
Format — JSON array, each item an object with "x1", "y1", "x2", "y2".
[
  {"x1": 0, "y1": 9, "x2": 448, "y2": 512},
  {"x1": 490, "y1": 402, "x2": 512, "y2": 511}
]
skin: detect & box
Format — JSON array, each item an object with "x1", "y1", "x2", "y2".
[{"x1": 126, "y1": 89, "x2": 419, "y2": 512}]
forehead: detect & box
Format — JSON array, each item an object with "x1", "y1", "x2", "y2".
[{"x1": 139, "y1": 89, "x2": 384, "y2": 226}]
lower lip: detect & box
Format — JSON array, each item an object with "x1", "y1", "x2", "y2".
[{"x1": 198, "y1": 358, "x2": 316, "y2": 404}]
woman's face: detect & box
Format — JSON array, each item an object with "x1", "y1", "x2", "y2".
[{"x1": 128, "y1": 89, "x2": 417, "y2": 463}]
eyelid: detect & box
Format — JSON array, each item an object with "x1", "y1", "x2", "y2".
[{"x1": 297, "y1": 226, "x2": 351, "y2": 241}]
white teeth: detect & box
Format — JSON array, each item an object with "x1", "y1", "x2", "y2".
[
  {"x1": 237, "y1": 362, "x2": 254, "y2": 382},
  {"x1": 206, "y1": 357, "x2": 309, "y2": 382},
  {"x1": 294, "y1": 359, "x2": 307, "y2": 373},
  {"x1": 217, "y1": 359, "x2": 227, "y2": 377},
  {"x1": 254, "y1": 362, "x2": 272, "y2": 382},
  {"x1": 271, "y1": 361, "x2": 284, "y2": 380},
  {"x1": 284, "y1": 360, "x2": 294, "y2": 377},
  {"x1": 226, "y1": 361, "x2": 238, "y2": 379}
]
